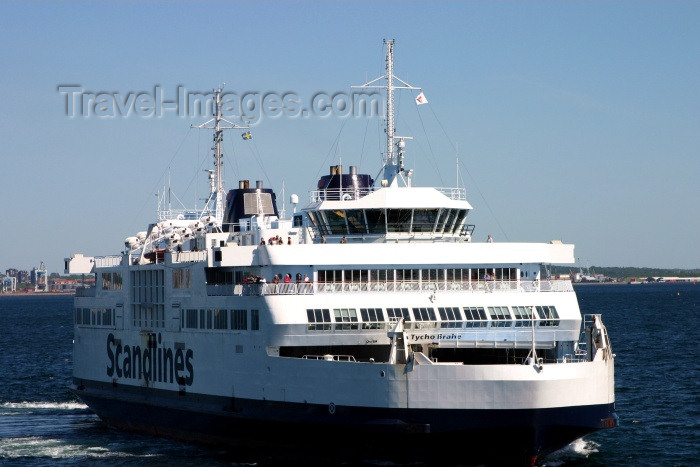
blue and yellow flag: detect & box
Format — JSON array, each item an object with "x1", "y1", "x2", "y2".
[{"x1": 241, "y1": 131, "x2": 252, "y2": 140}]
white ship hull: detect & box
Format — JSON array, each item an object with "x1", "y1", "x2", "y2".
[{"x1": 72, "y1": 317, "x2": 615, "y2": 461}]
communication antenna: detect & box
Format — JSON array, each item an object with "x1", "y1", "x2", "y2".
[
  {"x1": 353, "y1": 39, "x2": 421, "y2": 187},
  {"x1": 192, "y1": 86, "x2": 248, "y2": 225}
]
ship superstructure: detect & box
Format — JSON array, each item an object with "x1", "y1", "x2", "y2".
[{"x1": 67, "y1": 40, "x2": 616, "y2": 463}]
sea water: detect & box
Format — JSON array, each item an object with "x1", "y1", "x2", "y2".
[{"x1": 0, "y1": 284, "x2": 698, "y2": 465}]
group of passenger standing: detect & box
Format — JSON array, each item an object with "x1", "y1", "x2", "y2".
[
  {"x1": 271, "y1": 273, "x2": 310, "y2": 283},
  {"x1": 260, "y1": 235, "x2": 292, "y2": 245}
]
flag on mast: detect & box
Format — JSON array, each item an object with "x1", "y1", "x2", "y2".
[{"x1": 415, "y1": 92, "x2": 428, "y2": 105}]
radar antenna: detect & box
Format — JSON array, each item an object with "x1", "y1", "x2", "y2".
[
  {"x1": 353, "y1": 39, "x2": 420, "y2": 187},
  {"x1": 192, "y1": 86, "x2": 248, "y2": 226}
]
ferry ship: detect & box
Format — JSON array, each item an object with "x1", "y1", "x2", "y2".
[{"x1": 66, "y1": 40, "x2": 617, "y2": 464}]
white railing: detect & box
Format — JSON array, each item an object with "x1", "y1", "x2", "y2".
[
  {"x1": 434, "y1": 187, "x2": 467, "y2": 201},
  {"x1": 172, "y1": 250, "x2": 207, "y2": 263},
  {"x1": 94, "y1": 256, "x2": 122, "y2": 268},
  {"x1": 232, "y1": 279, "x2": 574, "y2": 297},
  {"x1": 302, "y1": 354, "x2": 357, "y2": 362},
  {"x1": 308, "y1": 186, "x2": 468, "y2": 203},
  {"x1": 309, "y1": 187, "x2": 374, "y2": 203}
]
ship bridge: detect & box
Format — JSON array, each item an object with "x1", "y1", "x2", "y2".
[{"x1": 303, "y1": 166, "x2": 474, "y2": 242}]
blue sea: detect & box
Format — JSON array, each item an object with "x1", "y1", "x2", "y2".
[{"x1": 1, "y1": 284, "x2": 698, "y2": 465}]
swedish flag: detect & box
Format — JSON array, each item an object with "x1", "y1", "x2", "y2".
[{"x1": 242, "y1": 131, "x2": 252, "y2": 140}]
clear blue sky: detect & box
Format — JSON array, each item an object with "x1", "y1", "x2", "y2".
[{"x1": 1, "y1": 1, "x2": 698, "y2": 274}]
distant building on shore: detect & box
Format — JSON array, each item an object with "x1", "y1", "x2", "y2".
[{"x1": 2, "y1": 276, "x2": 17, "y2": 293}]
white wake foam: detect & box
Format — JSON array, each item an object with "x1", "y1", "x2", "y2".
[
  {"x1": 0, "y1": 436, "x2": 160, "y2": 460},
  {"x1": 544, "y1": 437, "x2": 600, "y2": 465},
  {"x1": 0, "y1": 401, "x2": 88, "y2": 411}
]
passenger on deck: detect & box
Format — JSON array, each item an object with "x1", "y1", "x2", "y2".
[
  {"x1": 260, "y1": 238, "x2": 266, "y2": 245},
  {"x1": 283, "y1": 274, "x2": 291, "y2": 283},
  {"x1": 287, "y1": 236, "x2": 292, "y2": 245},
  {"x1": 304, "y1": 274, "x2": 311, "y2": 282},
  {"x1": 341, "y1": 235, "x2": 347, "y2": 244}
]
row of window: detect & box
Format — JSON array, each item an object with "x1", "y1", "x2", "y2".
[
  {"x1": 181, "y1": 308, "x2": 260, "y2": 331},
  {"x1": 131, "y1": 270, "x2": 165, "y2": 304},
  {"x1": 132, "y1": 304, "x2": 165, "y2": 328},
  {"x1": 307, "y1": 208, "x2": 469, "y2": 236},
  {"x1": 101, "y1": 269, "x2": 191, "y2": 290},
  {"x1": 317, "y1": 268, "x2": 520, "y2": 283},
  {"x1": 173, "y1": 269, "x2": 191, "y2": 289},
  {"x1": 102, "y1": 265, "x2": 542, "y2": 292},
  {"x1": 75, "y1": 307, "x2": 114, "y2": 327},
  {"x1": 306, "y1": 305, "x2": 560, "y2": 331},
  {"x1": 101, "y1": 272, "x2": 123, "y2": 290}
]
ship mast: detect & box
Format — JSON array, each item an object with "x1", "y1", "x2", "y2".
[
  {"x1": 353, "y1": 39, "x2": 420, "y2": 187},
  {"x1": 192, "y1": 86, "x2": 248, "y2": 225}
]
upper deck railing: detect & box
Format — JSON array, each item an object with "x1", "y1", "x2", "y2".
[
  {"x1": 94, "y1": 256, "x2": 122, "y2": 268},
  {"x1": 207, "y1": 279, "x2": 573, "y2": 297},
  {"x1": 309, "y1": 186, "x2": 467, "y2": 203}
]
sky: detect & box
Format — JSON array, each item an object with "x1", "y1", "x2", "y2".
[{"x1": 0, "y1": 1, "x2": 698, "y2": 274}]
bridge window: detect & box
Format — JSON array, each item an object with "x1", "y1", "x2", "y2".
[
  {"x1": 325, "y1": 210, "x2": 347, "y2": 234},
  {"x1": 307, "y1": 211, "x2": 324, "y2": 234},
  {"x1": 412, "y1": 209, "x2": 438, "y2": 233},
  {"x1": 451, "y1": 209, "x2": 468, "y2": 233},
  {"x1": 442, "y1": 209, "x2": 457, "y2": 233},
  {"x1": 434, "y1": 209, "x2": 448, "y2": 233},
  {"x1": 346, "y1": 209, "x2": 366, "y2": 234},
  {"x1": 365, "y1": 209, "x2": 386, "y2": 234},
  {"x1": 387, "y1": 209, "x2": 412, "y2": 232}
]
